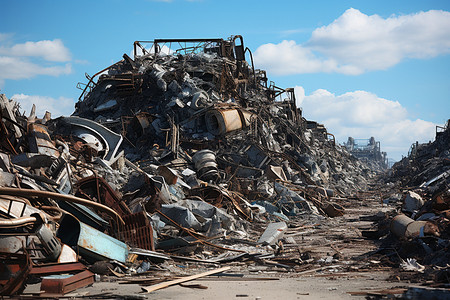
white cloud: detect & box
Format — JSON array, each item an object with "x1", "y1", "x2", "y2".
[
  {"x1": 253, "y1": 40, "x2": 341, "y2": 75},
  {"x1": 294, "y1": 86, "x2": 438, "y2": 160},
  {"x1": 0, "y1": 39, "x2": 71, "y2": 62},
  {"x1": 280, "y1": 28, "x2": 309, "y2": 37},
  {"x1": 0, "y1": 35, "x2": 72, "y2": 80},
  {"x1": 11, "y1": 94, "x2": 75, "y2": 118},
  {"x1": 0, "y1": 33, "x2": 13, "y2": 42},
  {"x1": 0, "y1": 57, "x2": 72, "y2": 80},
  {"x1": 255, "y1": 9, "x2": 450, "y2": 75}
]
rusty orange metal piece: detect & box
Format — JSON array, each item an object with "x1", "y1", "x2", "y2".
[
  {"x1": 0, "y1": 252, "x2": 32, "y2": 295},
  {"x1": 121, "y1": 211, "x2": 155, "y2": 251},
  {"x1": 30, "y1": 262, "x2": 86, "y2": 276},
  {"x1": 40, "y1": 270, "x2": 94, "y2": 296},
  {"x1": 75, "y1": 175, "x2": 132, "y2": 218}
]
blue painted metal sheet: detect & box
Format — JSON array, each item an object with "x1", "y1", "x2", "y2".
[{"x1": 77, "y1": 222, "x2": 128, "y2": 263}]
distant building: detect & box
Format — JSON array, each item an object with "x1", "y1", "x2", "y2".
[{"x1": 344, "y1": 137, "x2": 388, "y2": 168}]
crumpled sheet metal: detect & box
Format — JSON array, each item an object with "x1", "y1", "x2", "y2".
[
  {"x1": 189, "y1": 185, "x2": 253, "y2": 221},
  {"x1": 158, "y1": 199, "x2": 234, "y2": 236},
  {"x1": 274, "y1": 182, "x2": 320, "y2": 216},
  {"x1": 59, "y1": 116, "x2": 123, "y2": 165}
]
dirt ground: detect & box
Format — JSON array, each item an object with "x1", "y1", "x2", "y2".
[
  {"x1": 22, "y1": 192, "x2": 422, "y2": 299},
  {"x1": 24, "y1": 272, "x2": 412, "y2": 299}
]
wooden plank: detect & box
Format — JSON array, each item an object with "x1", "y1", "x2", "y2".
[
  {"x1": 347, "y1": 288, "x2": 407, "y2": 296},
  {"x1": 196, "y1": 277, "x2": 279, "y2": 282},
  {"x1": 296, "y1": 265, "x2": 342, "y2": 275},
  {"x1": 141, "y1": 266, "x2": 231, "y2": 293}
]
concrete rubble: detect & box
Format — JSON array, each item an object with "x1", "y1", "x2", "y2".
[{"x1": 0, "y1": 36, "x2": 448, "y2": 299}]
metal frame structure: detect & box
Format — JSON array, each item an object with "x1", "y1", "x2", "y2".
[{"x1": 78, "y1": 35, "x2": 257, "y2": 104}]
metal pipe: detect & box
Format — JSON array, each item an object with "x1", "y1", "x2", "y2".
[
  {"x1": 0, "y1": 216, "x2": 37, "y2": 227},
  {"x1": 391, "y1": 214, "x2": 414, "y2": 238},
  {"x1": 390, "y1": 214, "x2": 431, "y2": 239},
  {"x1": 78, "y1": 60, "x2": 123, "y2": 102},
  {"x1": 205, "y1": 108, "x2": 253, "y2": 136},
  {"x1": 39, "y1": 206, "x2": 63, "y2": 222},
  {"x1": 0, "y1": 187, "x2": 124, "y2": 225},
  {"x1": 244, "y1": 47, "x2": 256, "y2": 85}
]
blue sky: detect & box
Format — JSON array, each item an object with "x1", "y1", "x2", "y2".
[{"x1": 1, "y1": 0, "x2": 449, "y2": 161}]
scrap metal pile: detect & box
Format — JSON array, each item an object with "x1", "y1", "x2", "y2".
[
  {"x1": 0, "y1": 36, "x2": 383, "y2": 297},
  {"x1": 367, "y1": 120, "x2": 450, "y2": 286}
]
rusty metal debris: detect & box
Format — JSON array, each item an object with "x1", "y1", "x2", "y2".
[
  {"x1": 40, "y1": 269, "x2": 95, "y2": 296},
  {"x1": 0, "y1": 252, "x2": 32, "y2": 295},
  {"x1": 0, "y1": 35, "x2": 448, "y2": 297}
]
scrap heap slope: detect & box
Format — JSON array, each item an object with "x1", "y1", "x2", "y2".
[
  {"x1": 74, "y1": 36, "x2": 378, "y2": 195},
  {"x1": 382, "y1": 120, "x2": 450, "y2": 266},
  {"x1": 0, "y1": 36, "x2": 386, "y2": 297},
  {"x1": 356, "y1": 120, "x2": 450, "y2": 292}
]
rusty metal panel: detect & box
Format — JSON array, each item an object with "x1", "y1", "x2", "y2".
[
  {"x1": 40, "y1": 270, "x2": 94, "y2": 296},
  {"x1": 121, "y1": 211, "x2": 155, "y2": 251},
  {"x1": 30, "y1": 262, "x2": 86, "y2": 276}
]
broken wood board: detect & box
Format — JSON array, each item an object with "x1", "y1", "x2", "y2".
[{"x1": 141, "y1": 266, "x2": 230, "y2": 293}]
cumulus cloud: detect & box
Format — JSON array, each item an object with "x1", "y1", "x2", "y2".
[
  {"x1": 255, "y1": 9, "x2": 450, "y2": 75},
  {"x1": 0, "y1": 35, "x2": 72, "y2": 80},
  {"x1": 11, "y1": 94, "x2": 75, "y2": 118},
  {"x1": 294, "y1": 86, "x2": 438, "y2": 160},
  {"x1": 0, "y1": 57, "x2": 72, "y2": 80},
  {"x1": 0, "y1": 39, "x2": 71, "y2": 62},
  {"x1": 252, "y1": 40, "x2": 341, "y2": 75}
]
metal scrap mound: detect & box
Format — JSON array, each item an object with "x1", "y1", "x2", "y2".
[
  {"x1": 365, "y1": 120, "x2": 450, "y2": 287},
  {"x1": 0, "y1": 36, "x2": 382, "y2": 296}
]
